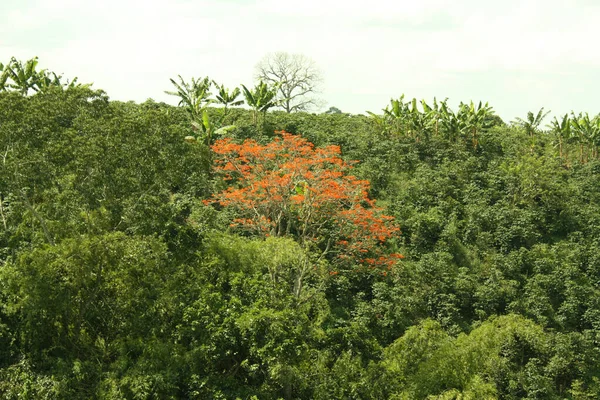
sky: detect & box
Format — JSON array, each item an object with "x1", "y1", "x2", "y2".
[{"x1": 1, "y1": 0, "x2": 599, "y2": 122}]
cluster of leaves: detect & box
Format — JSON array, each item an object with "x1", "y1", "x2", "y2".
[
  {"x1": 166, "y1": 75, "x2": 279, "y2": 144},
  {"x1": 0, "y1": 56, "x2": 89, "y2": 95},
  {"x1": 367, "y1": 95, "x2": 500, "y2": 148},
  {"x1": 547, "y1": 111, "x2": 600, "y2": 164}
]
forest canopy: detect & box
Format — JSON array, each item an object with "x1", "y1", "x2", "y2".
[{"x1": 1, "y1": 57, "x2": 600, "y2": 399}]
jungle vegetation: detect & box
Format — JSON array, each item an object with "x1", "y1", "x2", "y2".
[{"x1": 2, "y1": 57, "x2": 600, "y2": 399}]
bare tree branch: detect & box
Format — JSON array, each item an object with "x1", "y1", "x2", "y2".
[{"x1": 255, "y1": 52, "x2": 324, "y2": 113}]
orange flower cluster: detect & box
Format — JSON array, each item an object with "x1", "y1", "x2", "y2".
[{"x1": 208, "y1": 131, "x2": 403, "y2": 272}]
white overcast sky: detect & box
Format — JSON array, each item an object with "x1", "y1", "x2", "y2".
[{"x1": 1, "y1": 0, "x2": 599, "y2": 121}]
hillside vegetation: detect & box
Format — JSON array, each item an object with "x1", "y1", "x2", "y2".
[{"x1": 2, "y1": 80, "x2": 600, "y2": 399}]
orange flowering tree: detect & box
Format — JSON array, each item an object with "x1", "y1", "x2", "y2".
[{"x1": 207, "y1": 131, "x2": 402, "y2": 276}]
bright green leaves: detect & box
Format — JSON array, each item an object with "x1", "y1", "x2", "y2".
[
  {"x1": 0, "y1": 233, "x2": 172, "y2": 396},
  {"x1": 166, "y1": 76, "x2": 247, "y2": 144},
  {"x1": 0, "y1": 56, "x2": 89, "y2": 95},
  {"x1": 4, "y1": 68, "x2": 600, "y2": 398},
  {"x1": 165, "y1": 75, "x2": 213, "y2": 119},
  {"x1": 383, "y1": 315, "x2": 551, "y2": 399},
  {"x1": 368, "y1": 96, "x2": 497, "y2": 147},
  {"x1": 514, "y1": 107, "x2": 551, "y2": 138},
  {"x1": 242, "y1": 81, "x2": 279, "y2": 127},
  {"x1": 214, "y1": 82, "x2": 244, "y2": 108},
  {"x1": 2, "y1": 232, "x2": 168, "y2": 347}
]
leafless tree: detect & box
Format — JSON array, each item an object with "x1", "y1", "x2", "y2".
[{"x1": 255, "y1": 52, "x2": 324, "y2": 113}]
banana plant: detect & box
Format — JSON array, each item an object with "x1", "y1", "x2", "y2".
[
  {"x1": 370, "y1": 95, "x2": 433, "y2": 138},
  {"x1": 548, "y1": 114, "x2": 571, "y2": 161},
  {"x1": 4, "y1": 56, "x2": 45, "y2": 95},
  {"x1": 439, "y1": 100, "x2": 467, "y2": 143},
  {"x1": 421, "y1": 97, "x2": 444, "y2": 137},
  {"x1": 594, "y1": 114, "x2": 600, "y2": 159},
  {"x1": 37, "y1": 72, "x2": 89, "y2": 93},
  {"x1": 212, "y1": 82, "x2": 244, "y2": 125},
  {"x1": 514, "y1": 108, "x2": 550, "y2": 138},
  {"x1": 37, "y1": 71, "x2": 64, "y2": 92},
  {"x1": 592, "y1": 114, "x2": 600, "y2": 160},
  {"x1": 383, "y1": 95, "x2": 408, "y2": 136},
  {"x1": 571, "y1": 112, "x2": 600, "y2": 163},
  {"x1": 165, "y1": 75, "x2": 213, "y2": 121},
  {"x1": 1, "y1": 57, "x2": 89, "y2": 95},
  {"x1": 213, "y1": 82, "x2": 244, "y2": 108},
  {"x1": 514, "y1": 107, "x2": 550, "y2": 152},
  {"x1": 462, "y1": 101, "x2": 494, "y2": 149},
  {"x1": 405, "y1": 98, "x2": 433, "y2": 140},
  {"x1": 165, "y1": 75, "x2": 220, "y2": 147},
  {"x1": 241, "y1": 81, "x2": 278, "y2": 126},
  {"x1": 190, "y1": 110, "x2": 213, "y2": 145}
]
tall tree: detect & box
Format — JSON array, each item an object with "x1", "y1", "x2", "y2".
[
  {"x1": 324, "y1": 106, "x2": 342, "y2": 114},
  {"x1": 255, "y1": 52, "x2": 324, "y2": 113},
  {"x1": 207, "y1": 131, "x2": 403, "y2": 288}
]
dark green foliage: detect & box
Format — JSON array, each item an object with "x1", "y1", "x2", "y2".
[{"x1": 2, "y1": 81, "x2": 600, "y2": 398}]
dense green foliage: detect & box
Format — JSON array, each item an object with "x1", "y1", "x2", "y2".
[{"x1": 3, "y1": 76, "x2": 600, "y2": 399}]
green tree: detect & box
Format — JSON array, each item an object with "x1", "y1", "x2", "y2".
[
  {"x1": 514, "y1": 107, "x2": 550, "y2": 151},
  {"x1": 165, "y1": 75, "x2": 212, "y2": 120},
  {"x1": 383, "y1": 315, "x2": 553, "y2": 399},
  {"x1": 324, "y1": 106, "x2": 342, "y2": 114},
  {"x1": 570, "y1": 112, "x2": 599, "y2": 163},
  {"x1": 3, "y1": 56, "x2": 43, "y2": 95},
  {"x1": 439, "y1": 100, "x2": 467, "y2": 142},
  {"x1": 421, "y1": 97, "x2": 443, "y2": 137},
  {"x1": 549, "y1": 113, "x2": 571, "y2": 161},
  {"x1": 213, "y1": 81, "x2": 243, "y2": 120},
  {"x1": 462, "y1": 100, "x2": 494, "y2": 149},
  {"x1": 241, "y1": 81, "x2": 278, "y2": 127},
  {"x1": 0, "y1": 57, "x2": 85, "y2": 96},
  {"x1": 514, "y1": 108, "x2": 551, "y2": 138}
]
